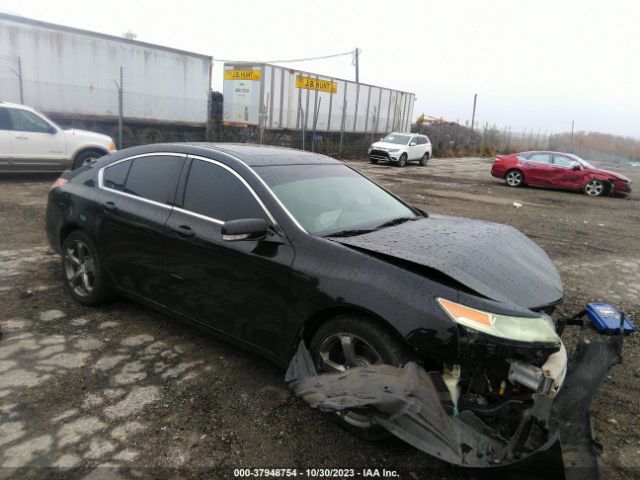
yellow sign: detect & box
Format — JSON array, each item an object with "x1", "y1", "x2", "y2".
[
  {"x1": 224, "y1": 69, "x2": 261, "y2": 81},
  {"x1": 296, "y1": 76, "x2": 337, "y2": 94}
]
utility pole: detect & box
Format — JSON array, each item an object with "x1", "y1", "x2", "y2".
[
  {"x1": 113, "y1": 67, "x2": 124, "y2": 149},
  {"x1": 17, "y1": 56, "x2": 24, "y2": 104},
  {"x1": 468, "y1": 93, "x2": 477, "y2": 145},
  {"x1": 470, "y1": 93, "x2": 477, "y2": 132},
  {"x1": 354, "y1": 48, "x2": 360, "y2": 83},
  {"x1": 570, "y1": 120, "x2": 575, "y2": 152}
]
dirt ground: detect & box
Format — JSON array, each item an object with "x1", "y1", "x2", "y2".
[{"x1": 0, "y1": 157, "x2": 638, "y2": 480}]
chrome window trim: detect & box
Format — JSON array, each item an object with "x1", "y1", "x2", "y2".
[
  {"x1": 98, "y1": 152, "x2": 187, "y2": 210},
  {"x1": 203, "y1": 151, "x2": 308, "y2": 234},
  {"x1": 173, "y1": 207, "x2": 224, "y2": 225}
]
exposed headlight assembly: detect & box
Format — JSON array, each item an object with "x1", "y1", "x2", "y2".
[
  {"x1": 437, "y1": 298, "x2": 560, "y2": 344},
  {"x1": 388, "y1": 148, "x2": 400, "y2": 153}
]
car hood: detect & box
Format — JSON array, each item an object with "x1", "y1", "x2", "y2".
[
  {"x1": 371, "y1": 141, "x2": 408, "y2": 150},
  {"x1": 330, "y1": 214, "x2": 563, "y2": 309},
  {"x1": 585, "y1": 167, "x2": 630, "y2": 182},
  {"x1": 64, "y1": 128, "x2": 113, "y2": 143}
]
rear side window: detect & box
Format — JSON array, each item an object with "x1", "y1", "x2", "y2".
[
  {"x1": 416, "y1": 136, "x2": 426, "y2": 145},
  {"x1": 124, "y1": 155, "x2": 184, "y2": 204},
  {"x1": 7, "y1": 108, "x2": 51, "y2": 133},
  {"x1": 182, "y1": 159, "x2": 266, "y2": 222},
  {"x1": 0, "y1": 108, "x2": 10, "y2": 130},
  {"x1": 103, "y1": 160, "x2": 131, "y2": 191}
]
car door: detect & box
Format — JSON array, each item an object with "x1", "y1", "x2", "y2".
[
  {"x1": 163, "y1": 156, "x2": 294, "y2": 353},
  {"x1": 416, "y1": 136, "x2": 428, "y2": 157},
  {"x1": 551, "y1": 154, "x2": 584, "y2": 190},
  {"x1": 408, "y1": 136, "x2": 421, "y2": 160},
  {"x1": 6, "y1": 107, "x2": 66, "y2": 170},
  {"x1": 0, "y1": 108, "x2": 11, "y2": 169},
  {"x1": 522, "y1": 152, "x2": 554, "y2": 186},
  {"x1": 97, "y1": 153, "x2": 186, "y2": 304}
]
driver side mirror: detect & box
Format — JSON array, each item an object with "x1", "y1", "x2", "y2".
[
  {"x1": 222, "y1": 218, "x2": 268, "y2": 242},
  {"x1": 572, "y1": 164, "x2": 582, "y2": 171},
  {"x1": 48, "y1": 126, "x2": 57, "y2": 134},
  {"x1": 409, "y1": 142, "x2": 416, "y2": 146}
]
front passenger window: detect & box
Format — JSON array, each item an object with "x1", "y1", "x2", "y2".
[
  {"x1": 553, "y1": 156, "x2": 573, "y2": 167},
  {"x1": 182, "y1": 159, "x2": 267, "y2": 222}
]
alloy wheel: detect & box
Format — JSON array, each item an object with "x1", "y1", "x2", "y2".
[
  {"x1": 585, "y1": 179, "x2": 604, "y2": 196},
  {"x1": 64, "y1": 240, "x2": 95, "y2": 297},
  {"x1": 316, "y1": 333, "x2": 384, "y2": 428},
  {"x1": 506, "y1": 170, "x2": 523, "y2": 186}
]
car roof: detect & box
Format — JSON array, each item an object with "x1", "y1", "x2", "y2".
[
  {"x1": 106, "y1": 143, "x2": 342, "y2": 167},
  {"x1": 0, "y1": 101, "x2": 33, "y2": 111}
]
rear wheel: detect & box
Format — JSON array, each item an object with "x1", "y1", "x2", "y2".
[
  {"x1": 309, "y1": 314, "x2": 410, "y2": 440},
  {"x1": 584, "y1": 179, "x2": 605, "y2": 196},
  {"x1": 397, "y1": 153, "x2": 408, "y2": 167},
  {"x1": 62, "y1": 231, "x2": 112, "y2": 305},
  {"x1": 506, "y1": 169, "x2": 524, "y2": 187},
  {"x1": 419, "y1": 152, "x2": 430, "y2": 166}
]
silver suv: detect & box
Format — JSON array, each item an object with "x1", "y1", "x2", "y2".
[{"x1": 368, "y1": 132, "x2": 432, "y2": 167}]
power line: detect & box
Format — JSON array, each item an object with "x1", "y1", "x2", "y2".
[{"x1": 212, "y1": 49, "x2": 356, "y2": 64}]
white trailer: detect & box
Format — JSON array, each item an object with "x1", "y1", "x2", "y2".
[
  {"x1": 222, "y1": 62, "x2": 415, "y2": 134},
  {"x1": 0, "y1": 13, "x2": 211, "y2": 124}
]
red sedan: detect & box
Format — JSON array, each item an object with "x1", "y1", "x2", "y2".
[{"x1": 491, "y1": 151, "x2": 632, "y2": 197}]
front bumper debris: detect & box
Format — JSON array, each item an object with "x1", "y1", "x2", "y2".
[{"x1": 286, "y1": 332, "x2": 623, "y2": 479}]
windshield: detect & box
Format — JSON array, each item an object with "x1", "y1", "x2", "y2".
[
  {"x1": 255, "y1": 164, "x2": 418, "y2": 236},
  {"x1": 381, "y1": 134, "x2": 411, "y2": 145}
]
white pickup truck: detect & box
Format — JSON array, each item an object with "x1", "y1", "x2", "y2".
[{"x1": 0, "y1": 101, "x2": 116, "y2": 172}]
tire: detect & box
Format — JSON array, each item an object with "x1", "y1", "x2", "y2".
[
  {"x1": 419, "y1": 152, "x2": 430, "y2": 166},
  {"x1": 369, "y1": 158, "x2": 379, "y2": 164},
  {"x1": 73, "y1": 149, "x2": 104, "y2": 170},
  {"x1": 397, "y1": 153, "x2": 408, "y2": 167},
  {"x1": 584, "y1": 179, "x2": 605, "y2": 196},
  {"x1": 62, "y1": 230, "x2": 112, "y2": 305},
  {"x1": 505, "y1": 169, "x2": 524, "y2": 187},
  {"x1": 309, "y1": 314, "x2": 411, "y2": 440}
]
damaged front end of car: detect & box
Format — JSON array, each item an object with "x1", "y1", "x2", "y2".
[{"x1": 286, "y1": 314, "x2": 626, "y2": 480}]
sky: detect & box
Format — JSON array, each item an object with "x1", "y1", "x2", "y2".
[{"x1": 1, "y1": 0, "x2": 639, "y2": 137}]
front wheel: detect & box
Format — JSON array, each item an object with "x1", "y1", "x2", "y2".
[
  {"x1": 62, "y1": 231, "x2": 112, "y2": 305},
  {"x1": 369, "y1": 158, "x2": 378, "y2": 164},
  {"x1": 397, "y1": 153, "x2": 408, "y2": 167},
  {"x1": 584, "y1": 179, "x2": 605, "y2": 196},
  {"x1": 309, "y1": 314, "x2": 410, "y2": 440}
]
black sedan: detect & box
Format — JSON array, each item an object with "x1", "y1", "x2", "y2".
[{"x1": 46, "y1": 143, "x2": 567, "y2": 441}]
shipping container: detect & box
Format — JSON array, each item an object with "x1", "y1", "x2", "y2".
[
  {"x1": 222, "y1": 62, "x2": 415, "y2": 134},
  {"x1": 0, "y1": 13, "x2": 211, "y2": 124}
]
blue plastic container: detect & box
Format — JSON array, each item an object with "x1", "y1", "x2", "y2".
[{"x1": 586, "y1": 303, "x2": 636, "y2": 335}]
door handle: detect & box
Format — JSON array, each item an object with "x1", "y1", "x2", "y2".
[
  {"x1": 101, "y1": 201, "x2": 117, "y2": 212},
  {"x1": 170, "y1": 224, "x2": 195, "y2": 238}
]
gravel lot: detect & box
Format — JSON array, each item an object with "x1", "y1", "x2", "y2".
[{"x1": 0, "y1": 156, "x2": 638, "y2": 479}]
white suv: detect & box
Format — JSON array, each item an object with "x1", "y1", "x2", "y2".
[
  {"x1": 0, "y1": 102, "x2": 116, "y2": 172},
  {"x1": 368, "y1": 132, "x2": 432, "y2": 167}
]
